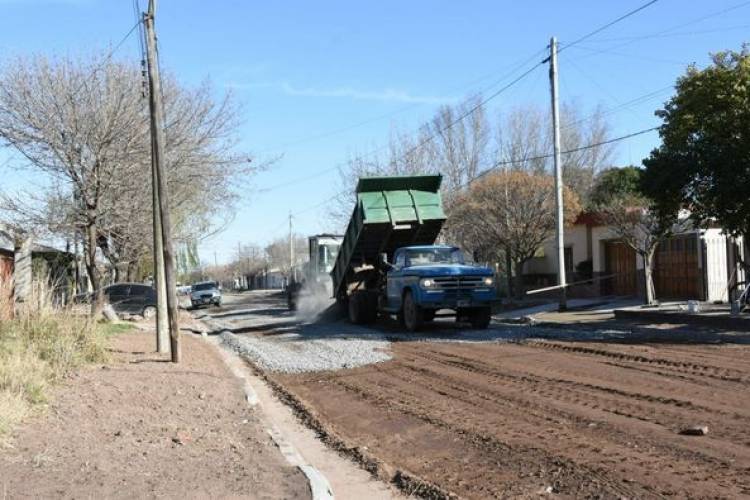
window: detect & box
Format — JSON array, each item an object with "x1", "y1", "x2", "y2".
[
  {"x1": 129, "y1": 285, "x2": 150, "y2": 297},
  {"x1": 107, "y1": 285, "x2": 129, "y2": 296},
  {"x1": 395, "y1": 252, "x2": 406, "y2": 268},
  {"x1": 405, "y1": 248, "x2": 465, "y2": 266},
  {"x1": 564, "y1": 247, "x2": 574, "y2": 277}
]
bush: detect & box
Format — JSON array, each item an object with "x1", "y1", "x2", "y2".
[{"x1": 0, "y1": 279, "x2": 109, "y2": 438}]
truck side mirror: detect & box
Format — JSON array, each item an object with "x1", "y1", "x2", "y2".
[{"x1": 379, "y1": 252, "x2": 393, "y2": 270}]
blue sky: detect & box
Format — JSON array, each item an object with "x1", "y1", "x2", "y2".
[{"x1": 1, "y1": 0, "x2": 748, "y2": 263}]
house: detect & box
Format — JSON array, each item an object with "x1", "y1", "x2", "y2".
[
  {"x1": 0, "y1": 229, "x2": 76, "y2": 303},
  {"x1": 523, "y1": 213, "x2": 746, "y2": 303}
]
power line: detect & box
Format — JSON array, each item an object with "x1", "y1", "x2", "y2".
[
  {"x1": 255, "y1": 48, "x2": 548, "y2": 156},
  {"x1": 256, "y1": 47, "x2": 548, "y2": 194},
  {"x1": 565, "y1": 0, "x2": 750, "y2": 61},
  {"x1": 556, "y1": 0, "x2": 661, "y2": 54},
  {"x1": 457, "y1": 126, "x2": 659, "y2": 190}
]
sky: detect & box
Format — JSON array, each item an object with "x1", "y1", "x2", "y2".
[{"x1": 0, "y1": 0, "x2": 748, "y2": 264}]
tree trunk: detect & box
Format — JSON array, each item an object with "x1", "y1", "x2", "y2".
[
  {"x1": 126, "y1": 260, "x2": 139, "y2": 282},
  {"x1": 504, "y1": 247, "x2": 513, "y2": 299},
  {"x1": 84, "y1": 220, "x2": 103, "y2": 317},
  {"x1": 643, "y1": 250, "x2": 657, "y2": 305},
  {"x1": 514, "y1": 260, "x2": 525, "y2": 300}
]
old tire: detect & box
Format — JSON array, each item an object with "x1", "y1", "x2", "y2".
[
  {"x1": 402, "y1": 290, "x2": 423, "y2": 332},
  {"x1": 470, "y1": 307, "x2": 492, "y2": 329}
]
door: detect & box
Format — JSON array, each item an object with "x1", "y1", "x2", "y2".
[
  {"x1": 653, "y1": 235, "x2": 700, "y2": 300},
  {"x1": 386, "y1": 251, "x2": 406, "y2": 310},
  {"x1": 125, "y1": 284, "x2": 152, "y2": 314},
  {"x1": 604, "y1": 241, "x2": 637, "y2": 296},
  {"x1": 105, "y1": 284, "x2": 130, "y2": 311}
]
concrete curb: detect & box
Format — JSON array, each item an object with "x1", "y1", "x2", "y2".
[{"x1": 193, "y1": 313, "x2": 335, "y2": 500}]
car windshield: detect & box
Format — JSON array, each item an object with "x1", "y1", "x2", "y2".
[
  {"x1": 405, "y1": 248, "x2": 464, "y2": 266},
  {"x1": 192, "y1": 282, "x2": 217, "y2": 291}
]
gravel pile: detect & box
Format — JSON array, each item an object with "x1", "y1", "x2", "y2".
[{"x1": 220, "y1": 327, "x2": 392, "y2": 374}]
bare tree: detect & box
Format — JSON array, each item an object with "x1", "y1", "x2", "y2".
[
  {"x1": 265, "y1": 234, "x2": 308, "y2": 276},
  {"x1": 494, "y1": 101, "x2": 615, "y2": 202},
  {"x1": 597, "y1": 194, "x2": 683, "y2": 305},
  {"x1": 0, "y1": 54, "x2": 253, "y2": 314},
  {"x1": 447, "y1": 170, "x2": 581, "y2": 297}
]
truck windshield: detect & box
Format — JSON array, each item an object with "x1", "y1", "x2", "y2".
[
  {"x1": 318, "y1": 244, "x2": 340, "y2": 273},
  {"x1": 406, "y1": 248, "x2": 464, "y2": 266}
]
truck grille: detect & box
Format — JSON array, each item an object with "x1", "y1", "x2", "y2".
[{"x1": 432, "y1": 276, "x2": 486, "y2": 290}]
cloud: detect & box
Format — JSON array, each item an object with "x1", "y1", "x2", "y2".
[{"x1": 280, "y1": 82, "x2": 455, "y2": 104}]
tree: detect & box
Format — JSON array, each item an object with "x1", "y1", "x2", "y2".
[
  {"x1": 642, "y1": 47, "x2": 750, "y2": 248},
  {"x1": 495, "y1": 102, "x2": 615, "y2": 203},
  {"x1": 330, "y1": 96, "x2": 490, "y2": 229},
  {"x1": 447, "y1": 170, "x2": 581, "y2": 297},
  {"x1": 265, "y1": 234, "x2": 308, "y2": 276},
  {"x1": 596, "y1": 192, "x2": 683, "y2": 305},
  {"x1": 589, "y1": 165, "x2": 643, "y2": 207},
  {"x1": 0, "y1": 54, "x2": 252, "y2": 313}
]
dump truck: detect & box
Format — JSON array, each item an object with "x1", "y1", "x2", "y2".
[
  {"x1": 287, "y1": 234, "x2": 343, "y2": 310},
  {"x1": 331, "y1": 174, "x2": 496, "y2": 331}
]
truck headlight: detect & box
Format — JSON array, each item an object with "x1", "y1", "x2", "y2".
[
  {"x1": 420, "y1": 278, "x2": 435, "y2": 288},
  {"x1": 483, "y1": 276, "x2": 494, "y2": 286}
]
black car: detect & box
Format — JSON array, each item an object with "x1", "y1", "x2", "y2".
[{"x1": 77, "y1": 283, "x2": 158, "y2": 318}]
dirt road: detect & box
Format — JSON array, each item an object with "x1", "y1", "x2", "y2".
[
  {"x1": 0, "y1": 326, "x2": 309, "y2": 499},
  {"x1": 213, "y1": 291, "x2": 750, "y2": 498}
]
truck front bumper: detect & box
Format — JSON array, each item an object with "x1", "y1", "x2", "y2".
[{"x1": 415, "y1": 288, "x2": 496, "y2": 309}]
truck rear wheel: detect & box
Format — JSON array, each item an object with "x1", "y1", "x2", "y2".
[
  {"x1": 402, "y1": 290, "x2": 423, "y2": 332},
  {"x1": 348, "y1": 291, "x2": 377, "y2": 325}
]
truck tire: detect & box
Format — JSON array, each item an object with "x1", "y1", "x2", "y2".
[
  {"x1": 402, "y1": 290, "x2": 423, "y2": 332},
  {"x1": 348, "y1": 293, "x2": 364, "y2": 324},
  {"x1": 348, "y1": 291, "x2": 378, "y2": 324},
  {"x1": 470, "y1": 307, "x2": 492, "y2": 329}
]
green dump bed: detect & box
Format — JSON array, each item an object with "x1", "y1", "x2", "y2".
[{"x1": 330, "y1": 175, "x2": 446, "y2": 298}]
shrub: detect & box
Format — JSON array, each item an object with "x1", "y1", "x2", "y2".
[{"x1": 0, "y1": 278, "x2": 109, "y2": 438}]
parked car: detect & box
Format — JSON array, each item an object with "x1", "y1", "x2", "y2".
[
  {"x1": 190, "y1": 281, "x2": 222, "y2": 308},
  {"x1": 76, "y1": 283, "x2": 157, "y2": 318}
]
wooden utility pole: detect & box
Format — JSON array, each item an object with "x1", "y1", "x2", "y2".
[
  {"x1": 288, "y1": 212, "x2": 294, "y2": 283},
  {"x1": 548, "y1": 36, "x2": 567, "y2": 311},
  {"x1": 144, "y1": 0, "x2": 181, "y2": 362},
  {"x1": 150, "y1": 128, "x2": 169, "y2": 353}
]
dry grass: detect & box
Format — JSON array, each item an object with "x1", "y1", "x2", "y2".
[{"x1": 0, "y1": 278, "x2": 109, "y2": 438}]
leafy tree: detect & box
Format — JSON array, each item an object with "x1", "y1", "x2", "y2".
[
  {"x1": 589, "y1": 166, "x2": 643, "y2": 207},
  {"x1": 642, "y1": 47, "x2": 750, "y2": 244},
  {"x1": 447, "y1": 170, "x2": 581, "y2": 298}
]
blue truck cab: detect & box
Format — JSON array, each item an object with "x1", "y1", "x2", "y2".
[{"x1": 383, "y1": 245, "x2": 496, "y2": 330}]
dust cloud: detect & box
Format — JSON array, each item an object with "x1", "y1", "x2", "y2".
[{"x1": 294, "y1": 286, "x2": 337, "y2": 323}]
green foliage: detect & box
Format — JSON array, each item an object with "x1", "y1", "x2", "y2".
[
  {"x1": 642, "y1": 47, "x2": 750, "y2": 237},
  {"x1": 589, "y1": 166, "x2": 644, "y2": 207}
]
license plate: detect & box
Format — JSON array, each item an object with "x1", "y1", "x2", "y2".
[{"x1": 457, "y1": 300, "x2": 470, "y2": 307}]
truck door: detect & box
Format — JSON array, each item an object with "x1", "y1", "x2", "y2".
[{"x1": 386, "y1": 251, "x2": 406, "y2": 310}]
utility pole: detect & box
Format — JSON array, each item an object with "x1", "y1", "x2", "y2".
[
  {"x1": 548, "y1": 37, "x2": 567, "y2": 311},
  {"x1": 144, "y1": 0, "x2": 181, "y2": 362},
  {"x1": 289, "y1": 212, "x2": 295, "y2": 283},
  {"x1": 150, "y1": 125, "x2": 168, "y2": 353}
]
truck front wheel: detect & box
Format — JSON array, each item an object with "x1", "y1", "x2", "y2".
[
  {"x1": 470, "y1": 307, "x2": 492, "y2": 329},
  {"x1": 402, "y1": 290, "x2": 423, "y2": 332}
]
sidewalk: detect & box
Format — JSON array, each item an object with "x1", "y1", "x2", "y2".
[{"x1": 0, "y1": 327, "x2": 310, "y2": 499}]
